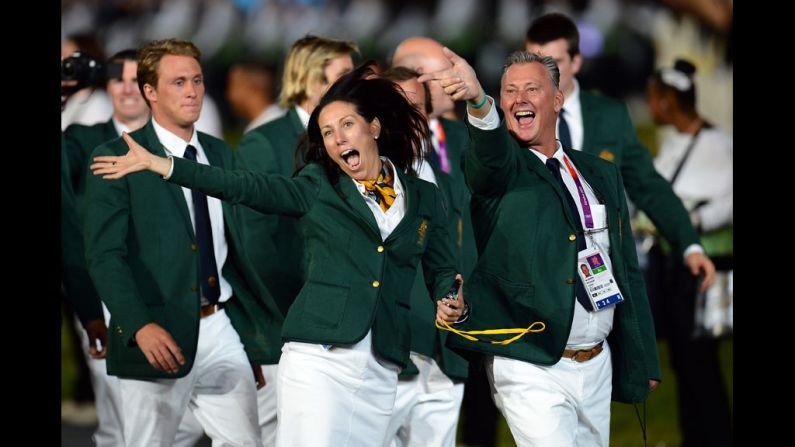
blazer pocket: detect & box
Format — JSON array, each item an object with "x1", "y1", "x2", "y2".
[
  {"x1": 476, "y1": 270, "x2": 537, "y2": 322},
  {"x1": 299, "y1": 281, "x2": 350, "y2": 329}
]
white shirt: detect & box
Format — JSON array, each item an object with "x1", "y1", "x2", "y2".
[
  {"x1": 352, "y1": 157, "x2": 407, "y2": 241},
  {"x1": 244, "y1": 104, "x2": 286, "y2": 133},
  {"x1": 111, "y1": 117, "x2": 131, "y2": 136},
  {"x1": 559, "y1": 79, "x2": 584, "y2": 150},
  {"x1": 469, "y1": 101, "x2": 613, "y2": 348},
  {"x1": 295, "y1": 105, "x2": 310, "y2": 129},
  {"x1": 61, "y1": 89, "x2": 113, "y2": 130},
  {"x1": 152, "y1": 118, "x2": 233, "y2": 304},
  {"x1": 654, "y1": 126, "x2": 733, "y2": 231},
  {"x1": 414, "y1": 155, "x2": 438, "y2": 187}
]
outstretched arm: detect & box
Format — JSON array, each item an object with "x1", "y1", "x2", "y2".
[{"x1": 91, "y1": 133, "x2": 318, "y2": 217}]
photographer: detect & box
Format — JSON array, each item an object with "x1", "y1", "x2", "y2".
[{"x1": 61, "y1": 33, "x2": 112, "y2": 130}]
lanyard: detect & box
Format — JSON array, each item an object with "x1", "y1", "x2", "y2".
[{"x1": 561, "y1": 155, "x2": 594, "y2": 229}]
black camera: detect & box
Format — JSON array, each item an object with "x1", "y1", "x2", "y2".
[{"x1": 61, "y1": 51, "x2": 107, "y2": 92}]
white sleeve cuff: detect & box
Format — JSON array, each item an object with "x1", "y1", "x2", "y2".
[
  {"x1": 163, "y1": 155, "x2": 175, "y2": 180},
  {"x1": 682, "y1": 244, "x2": 704, "y2": 261},
  {"x1": 467, "y1": 97, "x2": 499, "y2": 130}
]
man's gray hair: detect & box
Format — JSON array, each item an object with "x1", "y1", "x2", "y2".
[{"x1": 501, "y1": 50, "x2": 560, "y2": 90}]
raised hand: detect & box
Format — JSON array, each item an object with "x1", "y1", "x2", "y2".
[{"x1": 417, "y1": 47, "x2": 485, "y2": 105}]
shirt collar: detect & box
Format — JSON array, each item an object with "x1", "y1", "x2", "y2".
[
  {"x1": 294, "y1": 105, "x2": 310, "y2": 129},
  {"x1": 151, "y1": 118, "x2": 200, "y2": 158},
  {"x1": 563, "y1": 78, "x2": 582, "y2": 117}
]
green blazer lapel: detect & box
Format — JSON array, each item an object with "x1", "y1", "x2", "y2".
[
  {"x1": 524, "y1": 151, "x2": 579, "y2": 230},
  {"x1": 335, "y1": 171, "x2": 382, "y2": 238},
  {"x1": 102, "y1": 119, "x2": 118, "y2": 140},
  {"x1": 286, "y1": 108, "x2": 305, "y2": 136},
  {"x1": 141, "y1": 121, "x2": 195, "y2": 238},
  {"x1": 579, "y1": 90, "x2": 596, "y2": 153},
  {"x1": 385, "y1": 170, "x2": 420, "y2": 243}
]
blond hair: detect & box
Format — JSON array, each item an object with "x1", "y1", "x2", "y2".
[{"x1": 279, "y1": 35, "x2": 359, "y2": 108}]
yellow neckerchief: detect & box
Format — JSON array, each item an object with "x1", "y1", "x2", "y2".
[{"x1": 357, "y1": 161, "x2": 396, "y2": 212}]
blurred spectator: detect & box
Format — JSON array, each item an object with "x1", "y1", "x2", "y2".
[
  {"x1": 226, "y1": 61, "x2": 285, "y2": 133},
  {"x1": 61, "y1": 33, "x2": 113, "y2": 130},
  {"x1": 644, "y1": 58, "x2": 732, "y2": 447}
]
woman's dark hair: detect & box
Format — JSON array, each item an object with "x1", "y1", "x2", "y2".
[
  {"x1": 652, "y1": 58, "x2": 697, "y2": 113},
  {"x1": 298, "y1": 60, "x2": 429, "y2": 181}
]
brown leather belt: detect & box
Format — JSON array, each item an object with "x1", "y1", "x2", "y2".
[
  {"x1": 562, "y1": 341, "x2": 604, "y2": 362},
  {"x1": 200, "y1": 302, "x2": 225, "y2": 318}
]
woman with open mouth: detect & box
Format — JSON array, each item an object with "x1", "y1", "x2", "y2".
[{"x1": 91, "y1": 61, "x2": 467, "y2": 447}]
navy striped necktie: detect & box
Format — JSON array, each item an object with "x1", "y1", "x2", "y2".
[{"x1": 184, "y1": 145, "x2": 220, "y2": 304}]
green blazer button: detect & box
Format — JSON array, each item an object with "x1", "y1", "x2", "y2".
[
  {"x1": 115, "y1": 326, "x2": 123, "y2": 336},
  {"x1": 191, "y1": 286, "x2": 198, "y2": 293},
  {"x1": 191, "y1": 244, "x2": 197, "y2": 252},
  {"x1": 566, "y1": 278, "x2": 575, "y2": 284},
  {"x1": 569, "y1": 234, "x2": 576, "y2": 241},
  {"x1": 372, "y1": 280, "x2": 380, "y2": 288},
  {"x1": 377, "y1": 245, "x2": 384, "y2": 253}
]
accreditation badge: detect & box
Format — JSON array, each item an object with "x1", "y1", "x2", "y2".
[{"x1": 577, "y1": 247, "x2": 624, "y2": 311}]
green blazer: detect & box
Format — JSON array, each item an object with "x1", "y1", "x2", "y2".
[
  {"x1": 84, "y1": 121, "x2": 284, "y2": 379},
  {"x1": 166, "y1": 158, "x2": 457, "y2": 369},
  {"x1": 236, "y1": 108, "x2": 306, "y2": 316},
  {"x1": 64, "y1": 119, "x2": 118, "y2": 216},
  {"x1": 61, "y1": 135, "x2": 102, "y2": 326},
  {"x1": 579, "y1": 90, "x2": 699, "y2": 258},
  {"x1": 453, "y1": 109, "x2": 661, "y2": 404},
  {"x1": 438, "y1": 118, "x2": 478, "y2": 279},
  {"x1": 61, "y1": 120, "x2": 118, "y2": 325},
  {"x1": 402, "y1": 164, "x2": 469, "y2": 381}
]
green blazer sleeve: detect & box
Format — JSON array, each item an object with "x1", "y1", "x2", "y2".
[
  {"x1": 616, "y1": 109, "x2": 699, "y2": 256},
  {"x1": 169, "y1": 156, "x2": 320, "y2": 217},
  {"x1": 607, "y1": 161, "x2": 662, "y2": 402},
  {"x1": 61, "y1": 137, "x2": 103, "y2": 326},
  {"x1": 464, "y1": 108, "x2": 518, "y2": 196},
  {"x1": 421, "y1": 182, "x2": 459, "y2": 301},
  {"x1": 581, "y1": 92, "x2": 699, "y2": 258}
]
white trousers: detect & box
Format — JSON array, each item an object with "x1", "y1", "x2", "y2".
[
  {"x1": 257, "y1": 364, "x2": 279, "y2": 446},
  {"x1": 384, "y1": 352, "x2": 464, "y2": 447},
  {"x1": 74, "y1": 306, "x2": 205, "y2": 447},
  {"x1": 486, "y1": 341, "x2": 613, "y2": 447},
  {"x1": 275, "y1": 330, "x2": 400, "y2": 447},
  {"x1": 118, "y1": 309, "x2": 261, "y2": 447}
]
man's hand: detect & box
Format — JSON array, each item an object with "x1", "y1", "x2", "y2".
[
  {"x1": 251, "y1": 363, "x2": 266, "y2": 390},
  {"x1": 685, "y1": 252, "x2": 716, "y2": 292},
  {"x1": 649, "y1": 379, "x2": 660, "y2": 392},
  {"x1": 134, "y1": 323, "x2": 185, "y2": 374},
  {"x1": 84, "y1": 319, "x2": 108, "y2": 359},
  {"x1": 417, "y1": 47, "x2": 484, "y2": 105}
]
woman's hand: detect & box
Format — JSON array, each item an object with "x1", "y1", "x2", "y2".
[
  {"x1": 91, "y1": 132, "x2": 172, "y2": 179},
  {"x1": 436, "y1": 273, "x2": 467, "y2": 325}
]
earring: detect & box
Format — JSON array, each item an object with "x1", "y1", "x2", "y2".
[{"x1": 374, "y1": 135, "x2": 379, "y2": 140}]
